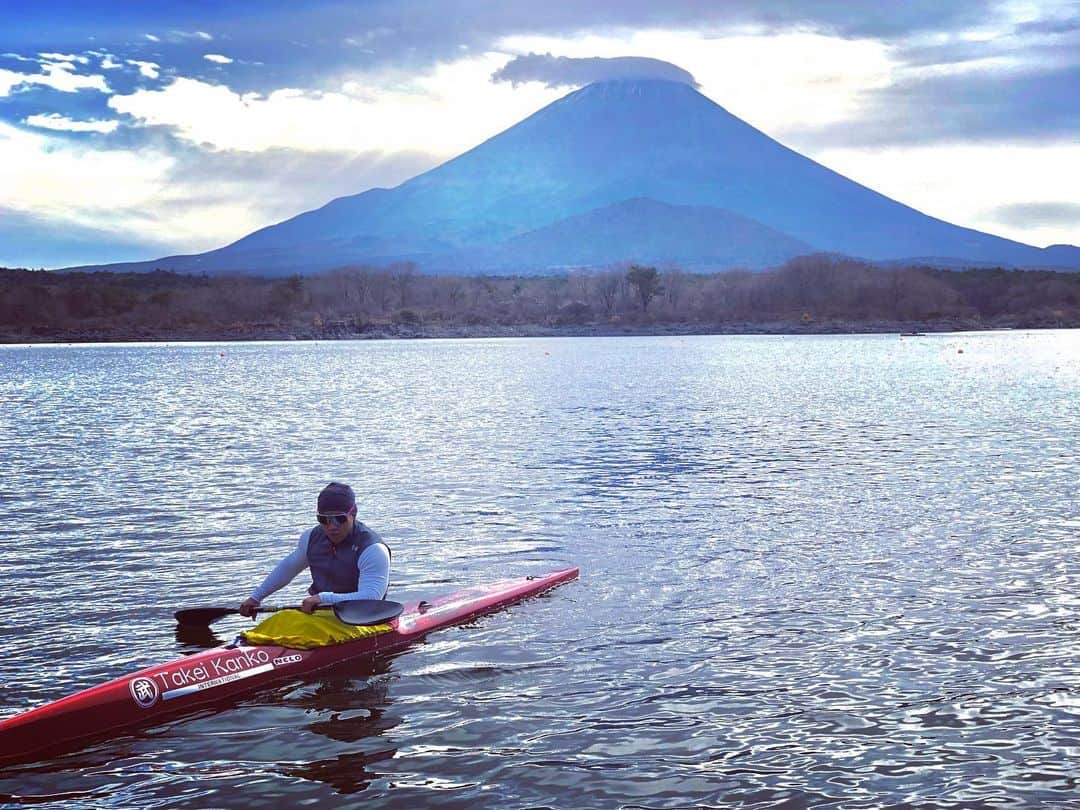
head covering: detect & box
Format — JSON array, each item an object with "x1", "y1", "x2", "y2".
[{"x1": 317, "y1": 482, "x2": 356, "y2": 515}]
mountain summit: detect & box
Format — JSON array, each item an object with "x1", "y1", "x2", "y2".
[{"x1": 78, "y1": 79, "x2": 1079, "y2": 274}]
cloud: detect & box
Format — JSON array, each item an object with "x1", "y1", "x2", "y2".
[
  {"x1": 0, "y1": 206, "x2": 171, "y2": 268},
  {"x1": 491, "y1": 53, "x2": 698, "y2": 88},
  {"x1": 107, "y1": 55, "x2": 563, "y2": 154},
  {"x1": 0, "y1": 119, "x2": 444, "y2": 267},
  {"x1": 989, "y1": 201, "x2": 1080, "y2": 228},
  {"x1": 38, "y1": 52, "x2": 90, "y2": 64},
  {"x1": 820, "y1": 7, "x2": 1080, "y2": 147},
  {"x1": 891, "y1": 9, "x2": 1080, "y2": 70},
  {"x1": 126, "y1": 60, "x2": 160, "y2": 79},
  {"x1": 0, "y1": 62, "x2": 109, "y2": 96},
  {"x1": 1, "y1": 1, "x2": 1008, "y2": 98},
  {"x1": 792, "y1": 64, "x2": 1080, "y2": 146},
  {"x1": 204, "y1": 54, "x2": 233, "y2": 64},
  {"x1": 808, "y1": 140, "x2": 1080, "y2": 247},
  {"x1": 24, "y1": 113, "x2": 119, "y2": 133},
  {"x1": 1015, "y1": 16, "x2": 1080, "y2": 36},
  {"x1": 0, "y1": 80, "x2": 123, "y2": 135},
  {"x1": 0, "y1": 120, "x2": 177, "y2": 258},
  {"x1": 0, "y1": 118, "x2": 246, "y2": 263},
  {"x1": 5, "y1": 4, "x2": 1069, "y2": 123},
  {"x1": 160, "y1": 144, "x2": 442, "y2": 227},
  {"x1": 497, "y1": 30, "x2": 898, "y2": 137},
  {"x1": 0, "y1": 71, "x2": 22, "y2": 96},
  {"x1": 344, "y1": 27, "x2": 395, "y2": 51},
  {"x1": 2, "y1": 1, "x2": 1078, "y2": 265},
  {"x1": 170, "y1": 30, "x2": 214, "y2": 42}
]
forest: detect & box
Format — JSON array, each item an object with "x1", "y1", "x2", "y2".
[{"x1": 2, "y1": 254, "x2": 1078, "y2": 341}]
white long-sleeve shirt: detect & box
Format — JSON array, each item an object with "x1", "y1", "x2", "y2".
[{"x1": 249, "y1": 527, "x2": 391, "y2": 605}]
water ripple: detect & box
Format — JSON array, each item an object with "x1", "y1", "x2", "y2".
[{"x1": 0, "y1": 332, "x2": 1077, "y2": 807}]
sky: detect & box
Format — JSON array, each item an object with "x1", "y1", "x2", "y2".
[{"x1": 1, "y1": 0, "x2": 1078, "y2": 269}]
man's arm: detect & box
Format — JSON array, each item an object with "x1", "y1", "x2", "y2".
[
  {"x1": 242, "y1": 532, "x2": 310, "y2": 613},
  {"x1": 315, "y1": 544, "x2": 391, "y2": 605}
]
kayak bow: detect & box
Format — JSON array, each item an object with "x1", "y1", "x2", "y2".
[{"x1": 0, "y1": 566, "x2": 578, "y2": 766}]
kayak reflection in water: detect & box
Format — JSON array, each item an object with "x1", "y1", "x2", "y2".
[{"x1": 239, "y1": 482, "x2": 391, "y2": 618}]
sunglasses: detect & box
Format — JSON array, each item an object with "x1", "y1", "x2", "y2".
[{"x1": 316, "y1": 513, "x2": 351, "y2": 527}]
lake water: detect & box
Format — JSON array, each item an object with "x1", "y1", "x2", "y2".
[{"x1": 0, "y1": 332, "x2": 1076, "y2": 808}]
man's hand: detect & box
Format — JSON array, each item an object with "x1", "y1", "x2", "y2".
[
  {"x1": 239, "y1": 597, "x2": 260, "y2": 618},
  {"x1": 301, "y1": 594, "x2": 322, "y2": 614}
]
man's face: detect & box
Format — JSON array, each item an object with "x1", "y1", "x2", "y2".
[{"x1": 319, "y1": 509, "x2": 355, "y2": 544}]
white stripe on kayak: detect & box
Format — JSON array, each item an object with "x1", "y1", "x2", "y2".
[{"x1": 162, "y1": 662, "x2": 276, "y2": 701}]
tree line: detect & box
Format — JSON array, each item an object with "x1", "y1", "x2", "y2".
[{"x1": 1, "y1": 255, "x2": 1078, "y2": 339}]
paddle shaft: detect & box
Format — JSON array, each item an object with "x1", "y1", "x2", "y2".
[
  {"x1": 253, "y1": 605, "x2": 332, "y2": 617},
  {"x1": 175, "y1": 599, "x2": 403, "y2": 627},
  {"x1": 173, "y1": 604, "x2": 331, "y2": 626}
]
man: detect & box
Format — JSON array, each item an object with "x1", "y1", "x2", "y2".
[{"x1": 239, "y1": 482, "x2": 390, "y2": 617}]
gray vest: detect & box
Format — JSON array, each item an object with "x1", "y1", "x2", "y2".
[{"x1": 306, "y1": 522, "x2": 389, "y2": 598}]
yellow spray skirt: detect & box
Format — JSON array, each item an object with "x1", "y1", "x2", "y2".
[{"x1": 240, "y1": 609, "x2": 394, "y2": 650}]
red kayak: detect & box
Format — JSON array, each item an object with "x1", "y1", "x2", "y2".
[{"x1": 0, "y1": 566, "x2": 578, "y2": 766}]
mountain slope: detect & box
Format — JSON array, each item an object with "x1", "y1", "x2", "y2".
[
  {"x1": 439, "y1": 197, "x2": 814, "y2": 272},
  {"x1": 70, "y1": 79, "x2": 1079, "y2": 274}
]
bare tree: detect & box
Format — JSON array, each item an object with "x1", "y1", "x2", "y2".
[
  {"x1": 443, "y1": 276, "x2": 465, "y2": 308},
  {"x1": 592, "y1": 270, "x2": 622, "y2": 316},
  {"x1": 567, "y1": 269, "x2": 592, "y2": 307},
  {"x1": 391, "y1": 262, "x2": 417, "y2": 308},
  {"x1": 351, "y1": 268, "x2": 375, "y2": 307},
  {"x1": 663, "y1": 268, "x2": 687, "y2": 315},
  {"x1": 369, "y1": 270, "x2": 394, "y2": 313},
  {"x1": 5, "y1": 260, "x2": 1077, "y2": 339}
]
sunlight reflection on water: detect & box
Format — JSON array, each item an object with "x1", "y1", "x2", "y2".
[{"x1": 0, "y1": 331, "x2": 1077, "y2": 807}]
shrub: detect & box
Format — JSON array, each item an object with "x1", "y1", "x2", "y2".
[
  {"x1": 392, "y1": 308, "x2": 421, "y2": 325},
  {"x1": 554, "y1": 301, "x2": 594, "y2": 325}
]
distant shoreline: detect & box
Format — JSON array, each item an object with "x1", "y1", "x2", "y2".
[
  {"x1": 5, "y1": 260, "x2": 1078, "y2": 345},
  {"x1": 3, "y1": 317, "x2": 1075, "y2": 344}
]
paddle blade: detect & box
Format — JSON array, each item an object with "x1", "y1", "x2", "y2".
[
  {"x1": 334, "y1": 599, "x2": 403, "y2": 626},
  {"x1": 174, "y1": 607, "x2": 237, "y2": 626}
]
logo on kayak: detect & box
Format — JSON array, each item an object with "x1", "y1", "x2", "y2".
[
  {"x1": 130, "y1": 676, "x2": 160, "y2": 708},
  {"x1": 274, "y1": 653, "x2": 303, "y2": 667}
]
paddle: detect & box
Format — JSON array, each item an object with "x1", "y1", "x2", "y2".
[
  {"x1": 174, "y1": 599, "x2": 403, "y2": 627},
  {"x1": 334, "y1": 599, "x2": 404, "y2": 626}
]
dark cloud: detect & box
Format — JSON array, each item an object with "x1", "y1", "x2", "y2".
[
  {"x1": 989, "y1": 202, "x2": 1080, "y2": 228},
  {"x1": 898, "y1": 39, "x2": 1005, "y2": 68},
  {"x1": 1015, "y1": 17, "x2": 1080, "y2": 36},
  {"x1": 3, "y1": 1, "x2": 1004, "y2": 95},
  {"x1": 5, "y1": 2, "x2": 1073, "y2": 151},
  {"x1": 491, "y1": 53, "x2": 697, "y2": 88},
  {"x1": 3, "y1": 3, "x2": 1076, "y2": 165},
  {"x1": 894, "y1": 12, "x2": 1080, "y2": 68},
  {"x1": 783, "y1": 9, "x2": 1080, "y2": 148},
  {"x1": 788, "y1": 64, "x2": 1080, "y2": 147}
]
